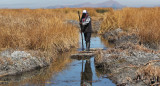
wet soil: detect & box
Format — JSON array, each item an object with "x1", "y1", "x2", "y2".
[{"x1": 95, "y1": 28, "x2": 160, "y2": 86}]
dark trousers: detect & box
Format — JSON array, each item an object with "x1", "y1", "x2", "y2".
[
  {"x1": 84, "y1": 32, "x2": 91, "y2": 51},
  {"x1": 84, "y1": 32, "x2": 91, "y2": 42}
]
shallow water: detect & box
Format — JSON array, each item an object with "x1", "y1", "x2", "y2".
[{"x1": 0, "y1": 34, "x2": 115, "y2": 86}]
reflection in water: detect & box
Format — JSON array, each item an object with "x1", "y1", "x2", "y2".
[
  {"x1": 0, "y1": 34, "x2": 116, "y2": 86},
  {"x1": 81, "y1": 59, "x2": 93, "y2": 86}
]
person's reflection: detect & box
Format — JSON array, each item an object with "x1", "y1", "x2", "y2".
[{"x1": 81, "y1": 59, "x2": 93, "y2": 86}]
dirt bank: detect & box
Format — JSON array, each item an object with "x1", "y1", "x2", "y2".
[
  {"x1": 0, "y1": 49, "x2": 53, "y2": 77},
  {"x1": 95, "y1": 29, "x2": 160, "y2": 86},
  {"x1": 102, "y1": 28, "x2": 160, "y2": 50}
]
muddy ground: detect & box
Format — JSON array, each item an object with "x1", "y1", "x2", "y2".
[
  {"x1": 95, "y1": 29, "x2": 160, "y2": 86},
  {"x1": 0, "y1": 49, "x2": 53, "y2": 77}
]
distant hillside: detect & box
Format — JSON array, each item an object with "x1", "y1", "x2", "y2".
[{"x1": 47, "y1": 0, "x2": 125, "y2": 9}]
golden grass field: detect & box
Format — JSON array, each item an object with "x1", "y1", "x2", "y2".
[
  {"x1": 100, "y1": 7, "x2": 160, "y2": 44},
  {"x1": 0, "y1": 9, "x2": 79, "y2": 53},
  {"x1": 0, "y1": 7, "x2": 160, "y2": 85},
  {"x1": 0, "y1": 7, "x2": 159, "y2": 52},
  {"x1": 0, "y1": 8, "x2": 111, "y2": 53}
]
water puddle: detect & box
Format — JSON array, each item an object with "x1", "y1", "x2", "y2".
[{"x1": 0, "y1": 34, "x2": 116, "y2": 86}]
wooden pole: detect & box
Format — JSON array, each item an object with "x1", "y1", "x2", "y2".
[{"x1": 78, "y1": 11, "x2": 84, "y2": 51}]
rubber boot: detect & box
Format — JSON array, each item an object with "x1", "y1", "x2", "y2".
[{"x1": 86, "y1": 41, "x2": 90, "y2": 51}]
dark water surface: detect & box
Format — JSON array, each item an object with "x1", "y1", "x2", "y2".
[{"x1": 0, "y1": 34, "x2": 115, "y2": 86}]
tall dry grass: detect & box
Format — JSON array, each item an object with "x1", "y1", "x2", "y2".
[
  {"x1": 0, "y1": 8, "x2": 112, "y2": 52},
  {"x1": 100, "y1": 7, "x2": 160, "y2": 44},
  {"x1": 0, "y1": 9, "x2": 79, "y2": 52}
]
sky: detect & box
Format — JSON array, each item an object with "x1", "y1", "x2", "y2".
[{"x1": 0, "y1": 0, "x2": 160, "y2": 8}]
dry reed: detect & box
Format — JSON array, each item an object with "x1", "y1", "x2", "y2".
[
  {"x1": 0, "y1": 9, "x2": 79, "y2": 52},
  {"x1": 137, "y1": 63, "x2": 160, "y2": 85},
  {"x1": 0, "y1": 8, "x2": 113, "y2": 52},
  {"x1": 100, "y1": 7, "x2": 160, "y2": 44}
]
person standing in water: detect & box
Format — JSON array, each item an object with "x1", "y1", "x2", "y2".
[{"x1": 80, "y1": 10, "x2": 92, "y2": 51}]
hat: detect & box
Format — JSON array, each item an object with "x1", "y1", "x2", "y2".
[{"x1": 82, "y1": 10, "x2": 87, "y2": 13}]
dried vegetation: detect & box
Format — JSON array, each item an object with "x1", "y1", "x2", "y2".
[
  {"x1": 100, "y1": 7, "x2": 160, "y2": 45},
  {"x1": 0, "y1": 9, "x2": 79, "y2": 52}
]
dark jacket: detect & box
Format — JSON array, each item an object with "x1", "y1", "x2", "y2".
[{"x1": 80, "y1": 13, "x2": 92, "y2": 33}]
